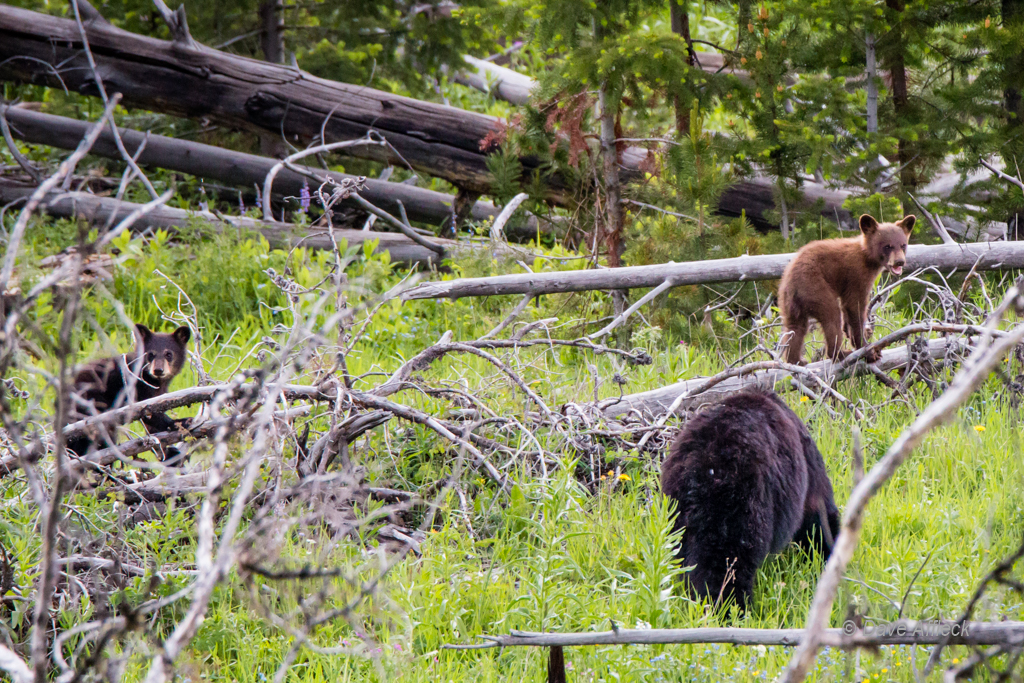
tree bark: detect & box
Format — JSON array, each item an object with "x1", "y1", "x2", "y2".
[
  {"x1": 401, "y1": 240, "x2": 1024, "y2": 300},
  {"x1": 1003, "y1": 0, "x2": 1024, "y2": 238},
  {"x1": 0, "y1": 5, "x2": 537, "y2": 199},
  {"x1": 0, "y1": 181, "x2": 453, "y2": 266},
  {"x1": 865, "y1": 33, "x2": 878, "y2": 134},
  {"x1": 884, "y1": 0, "x2": 915, "y2": 198},
  {"x1": 670, "y1": 0, "x2": 696, "y2": 135},
  {"x1": 0, "y1": 106, "x2": 506, "y2": 229},
  {"x1": 259, "y1": 0, "x2": 284, "y2": 64},
  {"x1": 448, "y1": 621, "x2": 1024, "y2": 649},
  {"x1": 594, "y1": 21, "x2": 625, "y2": 271}
]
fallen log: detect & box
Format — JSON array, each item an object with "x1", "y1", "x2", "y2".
[
  {"x1": 401, "y1": 240, "x2": 1024, "y2": 300},
  {"x1": 1, "y1": 106, "x2": 503, "y2": 227},
  {"x1": 0, "y1": 4, "x2": 538, "y2": 198},
  {"x1": 0, "y1": 4, "x2": 849, "y2": 228},
  {"x1": 0, "y1": 182, "x2": 452, "y2": 266},
  {"x1": 602, "y1": 332, "x2": 968, "y2": 419},
  {"x1": 446, "y1": 621, "x2": 1024, "y2": 650}
]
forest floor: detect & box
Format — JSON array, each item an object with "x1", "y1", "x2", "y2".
[{"x1": 3, "y1": 217, "x2": 1023, "y2": 683}]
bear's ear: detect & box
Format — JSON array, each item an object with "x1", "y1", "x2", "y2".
[
  {"x1": 859, "y1": 214, "x2": 879, "y2": 235},
  {"x1": 173, "y1": 325, "x2": 192, "y2": 346},
  {"x1": 134, "y1": 324, "x2": 153, "y2": 347},
  {"x1": 897, "y1": 214, "x2": 916, "y2": 235}
]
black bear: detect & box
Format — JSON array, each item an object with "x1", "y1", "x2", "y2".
[
  {"x1": 67, "y1": 324, "x2": 191, "y2": 462},
  {"x1": 660, "y1": 388, "x2": 840, "y2": 612}
]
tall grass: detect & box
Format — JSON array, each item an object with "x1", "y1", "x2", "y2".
[{"x1": 2, "y1": 219, "x2": 1023, "y2": 682}]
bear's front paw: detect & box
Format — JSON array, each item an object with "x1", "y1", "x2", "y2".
[{"x1": 863, "y1": 347, "x2": 882, "y2": 363}]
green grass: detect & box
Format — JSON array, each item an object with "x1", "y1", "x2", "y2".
[{"x1": 2, "y1": 218, "x2": 1024, "y2": 682}]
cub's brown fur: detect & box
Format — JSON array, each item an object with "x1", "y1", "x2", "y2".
[{"x1": 778, "y1": 214, "x2": 915, "y2": 364}]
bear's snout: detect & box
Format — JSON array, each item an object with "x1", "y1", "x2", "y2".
[{"x1": 885, "y1": 252, "x2": 906, "y2": 276}]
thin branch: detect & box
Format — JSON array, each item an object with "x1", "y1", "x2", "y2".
[
  {"x1": 489, "y1": 192, "x2": 529, "y2": 241},
  {"x1": 589, "y1": 278, "x2": 677, "y2": 340},
  {"x1": 979, "y1": 159, "x2": 1024, "y2": 193},
  {"x1": 349, "y1": 193, "x2": 445, "y2": 256},
  {"x1": 261, "y1": 136, "x2": 385, "y2": 220},
  {"x1": 479, "y1": 293, "x2": 533, "y2": 340},
  {"x1": 0, "y1": 644, "x2": 32, "y2": 683},
  {"x1": 0, "y1": 104, "x2": 42, "y2": 182},
  {"x1": 908, "y1": 192, "x2": 955, "y2": 245}
]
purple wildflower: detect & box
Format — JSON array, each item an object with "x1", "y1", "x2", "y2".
[{"x1": 299, "y1": 180, "x2": 311, "y2": 213}]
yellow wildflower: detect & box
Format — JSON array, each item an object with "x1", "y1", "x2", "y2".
[
  {"x1": 618, "y1": 473, "x2": 631, "y2": 482},
  {"x1": 974, "y1": 425, "x2": 986, "y2": 433},
  {"x1": 800, "y1": 396, "x2": 810, "y2": 403}
]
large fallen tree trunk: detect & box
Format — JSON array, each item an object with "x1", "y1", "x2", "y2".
[
  {"x1": 1, "y1": 106, "x2": 503, "y2": 228},
  {"x1": 0, "y1": 182, "x2": 454, "y2": 266},
  {"x1": 0, "y1": 4, "x2": 849, "y2": 228},
  {"x1": 0, "y1": 5, "x2": 532, "y2": 198},
  {"x1": 603, "y1": 332, "x2": 968, "y2": 418},
  {"x1": 401, "y1": 240, "x2": 1024, "y2": 300}
]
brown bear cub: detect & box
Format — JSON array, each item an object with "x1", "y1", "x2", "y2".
[
  {"x1": 660, "y1": 388, "x2": 840, "y2": 612},
  {"x1": 67, "y1": 324, "x2": 191, "y2": 461},
  {"x1": 778, "y1": 214, "x2": 915, "y2": 364}
]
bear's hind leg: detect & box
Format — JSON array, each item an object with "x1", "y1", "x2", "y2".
[
  {"x1": 781, "y1": 322, "x2": 809, "y2": 365},
  {"x1": 819, "y1": 310, "x2": 848, "y2": 362}
]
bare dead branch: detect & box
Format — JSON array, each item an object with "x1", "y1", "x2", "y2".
[{"x1": 445, "y1": 621, "x2": 1024, "y2": 650}]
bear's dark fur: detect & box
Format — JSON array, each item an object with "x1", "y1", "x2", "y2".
[
  {"x1": 67, "y1": 324, "x2": 191, "y2": 461},
  {"x1": 778, "y1": 213, "x2": 915, "y2": 364},
  {"x1": 660, "y1": 388, "x2": 840, "y2": 612}
]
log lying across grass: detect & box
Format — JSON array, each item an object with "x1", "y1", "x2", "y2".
[
  {"x1": 447, "y1": 621, "x2": 1024, "y2": 650},
  {"x1": 0, "y1": 182, "x2": 453, "y2": 266},
  {"x1": 602, "y1": 335, "x2": 961, "y2": 418},
  {"x1": 402, "y1": 241, "x2": 1024, "y2": 300},
  {"x1": 1, "y1": 106, "x2": 504, "y2": 228}
]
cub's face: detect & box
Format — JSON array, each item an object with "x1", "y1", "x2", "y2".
[
  {"x1": 134, "y1": 324, "x2": 191, "y2": 382},
  {"x1": 859, "y1": 214, "x2": 915, "y2": 276}
]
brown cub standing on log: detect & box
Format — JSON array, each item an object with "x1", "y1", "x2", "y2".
[
  {"x1": 67, "y1": 324, "x2": 191, "y2": 461},
  {"x1": 778, "y1": 214, "x2": 915, "y2": 364}
]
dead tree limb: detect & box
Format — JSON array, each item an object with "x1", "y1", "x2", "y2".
[
  {"x1": 451, "y1": 51, "x2": 750, "y2": 107},
  {"x1": 0, "y1": 4, "x2": 541, "y2": 198},
  {"x1": 603, "y1": 323, "x2": 993, "y2": 418},
  {"x1": 0, "y1": 182, "x2": 453, "y2": 267},
  {"x1": 403, "y1": 241, "x2": 1024, "y2": 301},
  {"x1": 445, "y1": 621, "x2": 1024, "y2": 650},
  {"x1": 0, "y1": 106, "x2": 505, "y2": 228}
]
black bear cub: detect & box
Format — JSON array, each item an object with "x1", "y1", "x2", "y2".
[
  {"x1": 67, "y1": 324, "x2": 191, "y2": 460},
  {"x1": 660, "y1": 388, "x2": 840, "y2": 612}
]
